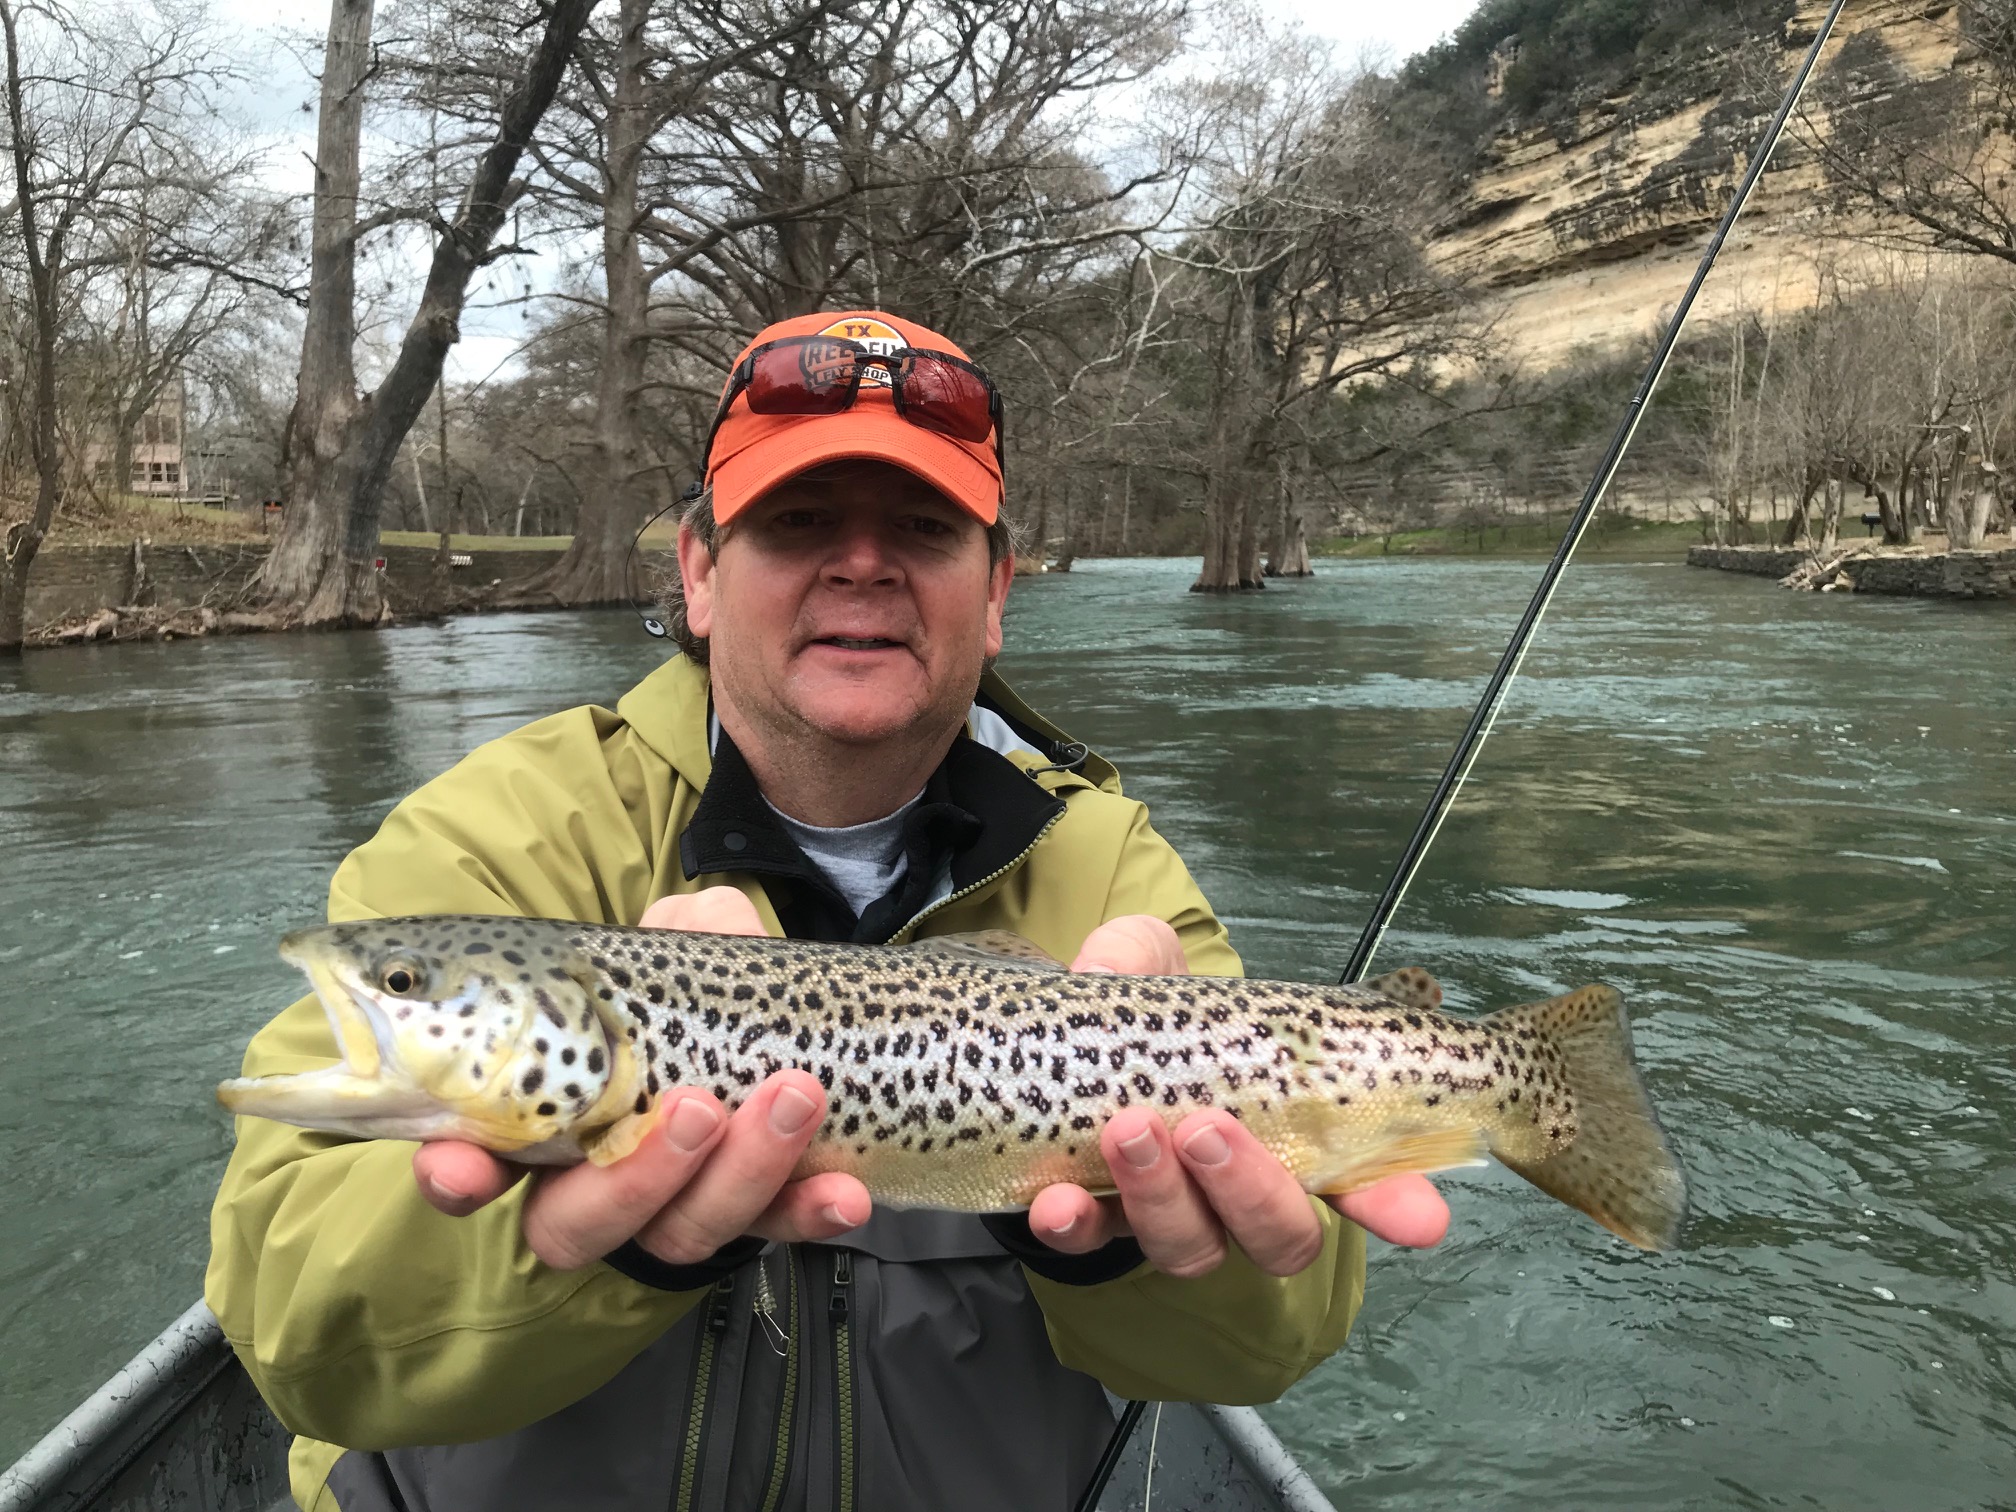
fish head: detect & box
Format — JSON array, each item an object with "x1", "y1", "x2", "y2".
[{"x1": 217, "y1": 918, "x2": 639, "y2": 1158}]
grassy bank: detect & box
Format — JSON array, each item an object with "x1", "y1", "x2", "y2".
[
  {"x1": 1315, "y1": 516, "x2": 1704, "y2": 560},
  {"x1": 378, "y1": 531, "x2": 573, "y2": 550},
  {"x1": 43, "y1": 495, "x2": 578, "y2": 552}
]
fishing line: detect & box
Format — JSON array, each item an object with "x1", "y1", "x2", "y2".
[
  {"x1": 1340, "y1": 0, "x2": 1851, "y2": 985},
  {"x1": 1077, "y1": 7, "x2": 1852, "y2": 1508}
]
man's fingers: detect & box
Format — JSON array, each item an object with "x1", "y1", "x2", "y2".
[
  {"x1": 1025, "y1": 1183, "x2": 1128, "y2": 1254},
  {"x1": 633, "y1": 1071, "x2": 830, "y2": 1265},
  {"x1": 1328, "y1": 1173, "x2": 1450, "y2": 1249},
  {"x1": 519, "y1": 1092, "x2": 728, "y2": 1270},
  {"x1": 748, "y1": 1172, "x2": 873, "y2": 1244},
  {"x1": 1172, "y1": 1112, "x2": 1326, "y2": 1277},
  {"x1": 1099, "y1": 1110, "x2": 1226, "y2": 1277},
  {"x1": 639, "y1": 886, "x2": 767, "y2": 936},
  {"x1": 414, "y1": 1141, "x2": 522, "y2": 1216},
  {"x1": 1071, "y1": 914, "x2": 1188, "y2": 976}
]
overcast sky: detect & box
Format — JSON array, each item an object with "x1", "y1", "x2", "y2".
[{"x1": 211, "y1": 0, "x2": 1485, "y2": 381}]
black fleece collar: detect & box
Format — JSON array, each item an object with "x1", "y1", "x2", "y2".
[{"x1": 678, "y1": 722, "x2": 1065, "y2": 945}]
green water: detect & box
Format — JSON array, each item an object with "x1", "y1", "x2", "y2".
[{"x1": 2, "y1": 559, "x2": 2011, "y2": 1508}]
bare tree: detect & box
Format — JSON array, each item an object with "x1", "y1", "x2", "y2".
[
  {"x1": 254, "y1": 0, "x2": 599, "y2": 626},
  {"x1": 1139, "y1": 27, "x2": 1468, "y2": 592},
  {"x1": 503, "y1": 0, "x2": 1185, "y2": 604},
  {"x1": 0, "y1": 0, "x2": 240, "y2": 650}
]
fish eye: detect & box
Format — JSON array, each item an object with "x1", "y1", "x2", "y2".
[{"x1": 378, "y1": 959, "x2": 427, "y2": 996}]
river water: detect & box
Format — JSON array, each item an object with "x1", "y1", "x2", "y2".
[{"x1": 1, "y1": 558, "x2": 2011, "y2": 1508}]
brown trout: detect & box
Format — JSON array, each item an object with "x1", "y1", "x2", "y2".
[{"x1": 217, "y1": 915, "x2": 1688, "y2": 1249}]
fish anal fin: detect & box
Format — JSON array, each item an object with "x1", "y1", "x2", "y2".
[
  {"x1": 579, "y1": 1106, "x2": 658, "y2": 1167},
  {"x1": 1312, "y1": 1127, "x2": 1489, "y2": 1196},
  {"x1": 1359, "y1": 966, "x2": 1444, "y2": 1012},
  {"x1": 909, "y1": 930, "x2": 1065, "y2": 971}
]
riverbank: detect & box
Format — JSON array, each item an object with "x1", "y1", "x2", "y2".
[
  {"x1": 25, "y1": 540, "x2": 569, "y2": 646},
  {"x1": 1314, "y1": 516, "x2": 1701, "y2": 559},
  {"x1": 1687, "y1": 539, "x2": 2016, "y2": 599}
]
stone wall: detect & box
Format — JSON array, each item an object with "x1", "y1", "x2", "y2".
[
  {"x1": 26, "y1": 542, "x2": 570, "y2": 629},
  {"x1": 1686, "y1": 544, "x2": 2016, "y2": 599}
]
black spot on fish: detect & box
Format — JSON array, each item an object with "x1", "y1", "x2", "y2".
[
  {"x1": 502, "y1": 950, "x2": 525, "y2": 966},
  {"x1": 536, "y1": 1101, "x2": 556, "y2": 1116},
  {"x1": 465, "y1": 942, "x2": 492, "y2": 956}
]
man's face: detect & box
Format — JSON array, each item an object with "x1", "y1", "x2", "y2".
[{"x1": 679, "y1": 464, "x2": 1013, "y2": 752}]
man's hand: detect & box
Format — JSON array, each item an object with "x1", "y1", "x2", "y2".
[
  {"x1": 1028, "y1": 915, "x2": 1451, "y2": 1276},
  {"x1": 412, "y1": 888, "x2": 872, "y2": 1271}
]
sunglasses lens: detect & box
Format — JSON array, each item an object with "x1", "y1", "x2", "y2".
[
  {"x1": 896, "y1": 355, "x2": 995, "y2": 442},
  {"x1": 746, "y1": 339, "x2": 857, "y2": 414}
]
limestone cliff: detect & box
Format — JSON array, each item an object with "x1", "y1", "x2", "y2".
[{"x1": 1428, "y1": 0, "x2": 1973, "y2": 369}]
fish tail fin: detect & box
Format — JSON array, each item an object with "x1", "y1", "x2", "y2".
[{"x1": 1488, "y1": 985, "x2": 1689, "y2": 1251}]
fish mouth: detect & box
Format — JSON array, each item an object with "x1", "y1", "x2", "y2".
[
  {"x1": 216, "y1": 938, "x2": 436, "y2": 1127},
  {"x1": 280, "y1": 935, "x2": 404, "y2": 1081}
]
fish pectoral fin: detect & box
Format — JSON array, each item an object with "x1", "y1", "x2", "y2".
[
  {"x1": 1310, "y1": 1127, "x2": 1490, "y2": 1197},
  {"x1": 1357, "y1": 966, "x2": 1445, "y2": 1012},
  {"x1": 908, "y1": 930, "x2": 1066, "y2": 972},
  {"x1": 578, "y1": 1106, "x2": 660, "y2": 1167}
]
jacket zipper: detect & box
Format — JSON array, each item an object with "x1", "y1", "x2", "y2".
[
  {"x1": 886, "y1": 810, "x2": 1064, "y2": 945},
  {"x1": 672, "y1": 1276, "x2": 736, "y2": 1512},
  {"x1": 829, "y1": 1249, "x2": 856, "y2": 1512},
  {"x1": 756, "y1": 1249, "x2": 799, "y2": 1512}
]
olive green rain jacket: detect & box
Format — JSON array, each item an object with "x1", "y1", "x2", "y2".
[{"x1": 205, "y1": 655, "x2": 1366, "y2": 1512}]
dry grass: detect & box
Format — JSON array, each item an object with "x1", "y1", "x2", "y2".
[{"x1": 41, "y1": 491, "x2": 267, "y2": 546}]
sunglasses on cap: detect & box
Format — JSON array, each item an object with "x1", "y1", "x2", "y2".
[{"x1": 698, "y1": 334, "x2": 1006, "y2": 475}]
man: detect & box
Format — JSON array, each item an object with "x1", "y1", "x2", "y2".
[{"x1": 207, "y1": 309, "x2": 1445, "y2": 1512}]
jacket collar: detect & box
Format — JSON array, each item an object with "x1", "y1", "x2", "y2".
[{"x1": 615, "y1": 653, "x2": 1121, "y2": 801}]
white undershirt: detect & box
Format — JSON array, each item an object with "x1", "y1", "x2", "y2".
[
  {"x1": 709, "y1": 701, "x2": 1048, "y2": 916},
  {"x1": 763, "y1": 791, "x2": 924, "y2": 916}
]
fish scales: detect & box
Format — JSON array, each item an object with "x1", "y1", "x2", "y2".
[
  {"x1": 569, "y1": 927, "x2": 1564, "y2": 1209},
  {"x1": 217, "y1": 915, "x2": 1689, "y2": 1249}
]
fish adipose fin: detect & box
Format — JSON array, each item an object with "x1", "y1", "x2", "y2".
[
  {"x1": 1492, "y1": 986, "x2": 1689, "y2": 1252},
  {"x1": 909, "y1": 931, "x2": 1066, "y2": 971},
  {"x1": 1359, "y1": 966, "x2": 1444, "y2": 1012},
  {"x1": 1312, "y1": 1127, "x2": 1490, "y2": 1195}
]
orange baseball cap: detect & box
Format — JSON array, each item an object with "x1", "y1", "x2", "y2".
[{"x1": 703, "y1": 310, "x2": 1003, "y2": 526}]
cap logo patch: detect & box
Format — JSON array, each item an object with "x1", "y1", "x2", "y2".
[{"x1": 809, "y1": 317, "x2": 906, "y2": 389}]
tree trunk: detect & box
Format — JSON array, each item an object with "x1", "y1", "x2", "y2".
[
  {"x1": 259, "y1": 0, "x2": 599, "y2": 626},
  {"x1": 1264, "y1": 462, "x2": 1312, "y2": 577},
  {"x1": 255, "y1": 0, "x2": 373, "y2": 620},
  {"x1": 1193, "y1": 468, "x2": 1263, "y2": 592},
  {"x1": 1781, "y1": 472, "x2": 1820, "y2": 547},
  {"x1": 0, "y1": 0, "x2": 63, "y2": 653},
  {"x1": 1817, "y1": 477, "x2": 1843, "y2": 555},
  {"x1": 512, "y1": 0, "x2": 656, "y2": 606}
]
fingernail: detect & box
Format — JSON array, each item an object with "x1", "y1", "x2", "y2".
[
  {"x1": 665, "y1": 1098, "x2": 721, "y2": 1153},
  {"x1": 821, "y1": 1203, "x2": 854, "y2": 1230},
  {"x1": 1117, "y1": 1129, "x2": 1160, "y2": 1170},
  {"x1": 424, "y1": 1175, "x2": 469, "y2": 1207},
  {"x1": 1182, "y1": 1126, "x2": 1231, "y2": 1167},
  {"x1": 1077, "y1": 964, "x2": 1118, "y2": 975},
  {"x1": 769, "y1": 1085, "x2": 818, "y2": 1136},
  {"x1": 1047, "y1": 1213, "x2": 1079, "y2": 1238}
]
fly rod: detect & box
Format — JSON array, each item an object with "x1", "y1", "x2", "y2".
[
  {"x1": 1340, "y1": 0, "x2": 1851, "y2": 985},
  {"x1": 1076, "y1": 6, "x2": 1853, "y2": 1508}
]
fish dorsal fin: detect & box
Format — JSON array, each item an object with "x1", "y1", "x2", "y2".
[
  {"x1": 1360, "y1": 966, "x2": 1444, "y2": 1012},
  {"x1": 908, "y1": 930, "x2": 1066, "y2": 972}
]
